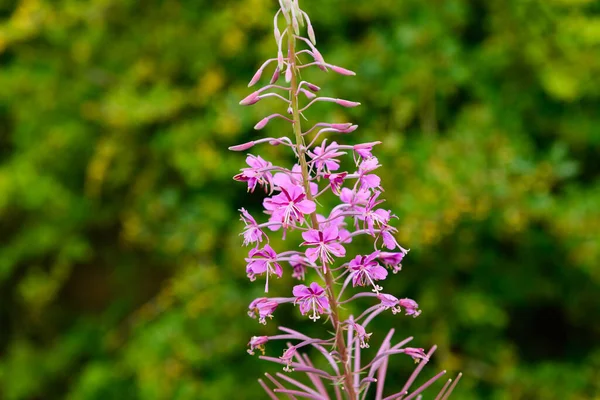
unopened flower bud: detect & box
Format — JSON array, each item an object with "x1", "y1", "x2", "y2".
[
  {"x1": 240, "y1": 92, "x2": 261, "y2": 106},
  {"x1": 273, "y1": 18, "x2": 281, "y2": 43},
  {"x1": 336, "y1": 99, "x2": 361, "y2": 108},
  {"x1": 330, "y1": 65, "x2": 356, "y2": 76},
  {"x1": 343, "y1": 124, "x2": 358, "y2": 133},
  {"x1": 255, "y1": 117, "x2": 270, "y2": 130},
  {"x1": 277, "y1": 49, "x2": 284, "y2": 70},
  {"x1": 308, "y1": 24, "x2": 316, "y2": 45},
  {"x1": 306, "y1": 82, "x2": 320, "y2": 92},
  {"x1": 331, "y1": 123, "x2": 353, "y2": 130},
  {"x1": 229, "y1": 141, "x2": 256, "y2": 151},
  {"x1": 300, "y1": 88, "x2": 316, "y2": 99},
  {"x1": 270, "y1": 67, "x2": 280, "y2": 84},
  {"x1": 248, "y1": 67, "x2": 264, "y2": 87}
]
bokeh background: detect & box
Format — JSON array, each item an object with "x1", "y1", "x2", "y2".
[{"x1": 1, "y1": 0, "x2": 599, "y2": 399}]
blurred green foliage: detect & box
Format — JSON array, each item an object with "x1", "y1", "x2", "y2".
[{"x1": 0, "y1": 0, "x2": 599, "y2": 399}]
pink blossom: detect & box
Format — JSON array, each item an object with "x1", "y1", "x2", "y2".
[
  {"x1": 353, "y1": 142, "x2": 380, "y2": 159},
  {"x1": 293, "y1": 282, "x2": 330, "y2": 321},
  {"x1": 378, "y1": 251, "x2": 405, "y2": 273},
  {"x1": 358, "y1": 157, "x2": 382, "y2": 190},
  {"x1": 233, "y1": 155, "x2": 274, "y2": 193},
  {"x1": 248, "y1": 297, "x2": 279, "y2": 324},
  {"x1": 316, "y1": 213, "x2": 352, "y2": 244},
  {"x1": 289, "y1": 254, "x2": 308, "y2": 280},
  {"x1": 398, "y1": 298, "x2": 421, "y2": 317},
  {"x1": 357, "y1": 191, "x2": 393, "y2": 234},
  {"x1": 348, "y1": 319, "x2": 372, "y2": 348},
  {"x1": 246, "y1": 245, "x2": 283, "y2": 292},
  {"x1": 281, "y1": 346, "x2": 297, "y2": 371},
  {"x1": 377, "y1": 293, "x2": 402, "y2": 314},
  {"x1": 301, "y1": 226, "x2": 346, "y2": 266},
  {"x1": 263, "y1": 184, "x2": 316, "y2": 229},
  {"x1": 402, "y1": 347, "x2": 429, "y2": 363},
  {"x1": 339, "y1": 187, "x2": 370, "y2": 209},
  {"x1": 348, "y1": 252, "x2": 388, "y2": 292},
  {"x1": 380, "y1": 225, "x2": 399, "y2": 250},
  {"x1": 239, "y1": 208, "x2": 265, "y2": 247},
  {"x1": 308, "y1": 140, "x2": 344, "y2": 174},
  {"x1": 324, "y1": 172, "x2": 347, "y2": 194},
  {"x1": 247, "y1": 335, "x2": 269, "y2": 355},
  {"x1": 272, "y1": 164, "x2": 318, "y2": 195}
]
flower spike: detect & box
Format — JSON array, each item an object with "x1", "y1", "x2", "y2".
[{"x1": 231, "y1": 1, "x2": 459, "y2": 398}]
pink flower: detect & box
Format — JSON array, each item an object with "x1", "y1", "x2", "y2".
[
  {"x1": 348, "y1": 251, "x2": 388, "y2": 292},
  {"x1": 301, "y1": 226, "x2": 346, "y2": 266},
  {"x1": 353, "y1": 142, "x2": 379, "y2": 160},
  {"x1": 245, "y1": 245, "x2": 283, "y2": 292},
  {"x1": 378, "y1": 251, "x2": 405, "y2": 273},
  {"x1": 339, "y1": 187, "x2": 370, "y2": 209},
  {"x1": 402, "y1": 347, "x2": 429, "y2": 363},
  {"x1": 248, "y1": 297, "x2": 279, "y2": 324},
  {"x1": 357, "y1": 191, "x2": 395, "y2": 235},
  {"x1": 272, "y1": 164, "x2": 319, "y2": 195},
  {"x1": 239, "y1": 208, "x2": 265, "y2": 247},
  {"x1": 293, "y1": 282, "x2": 330, "y2": 321},
  {"x1": 347, "y1": 319, "x2": 372, "y2": 348},
  {"x1": 247, "y1": 336, "x2": 269, "y2": 355},
  {"x1": 317, "y1": 213, "x2": 352, "y2": 244},
  {"x1": 233, "y1": 155, "x2": 274, "y2": 193},
  {"x1": 380, "y1": 225, "x2": 399, "y2": 250},
  {"x1": 281, "y1": 346, "x2": 297, "y2": 371},
  {"x1": 308, "y1": 140, "x2": 344, "y2": 174},
  {"x1": 324, "y1": 172, "x2": 347, "y2": 194},
  {"x1": 398, "y1": 298, "x2": 421, "y2": 317},
  {"x1": 358, "y1": 157, "x2": 381, "y2": 190},
  {"x1": 263, "y1": 184, "x2": 316, "y2": 230},
  {"x1": 289, "y1": 254, "x2": 308, "y2": 280},
  {"x1": 377, "y1": 293, "x2": 402, "y2": 314}
]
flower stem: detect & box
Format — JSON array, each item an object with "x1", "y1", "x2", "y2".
[{"x1": 286, "y1": 28, "x2": 357, "y2": 400}]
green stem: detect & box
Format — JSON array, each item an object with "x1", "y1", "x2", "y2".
[{"x1": 287, "y1": 30, "x2": 357, "y2": 400}]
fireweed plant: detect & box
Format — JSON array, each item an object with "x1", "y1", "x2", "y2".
[{"x1": 230, "y1": 1, "x2": 461, "y2": 399}]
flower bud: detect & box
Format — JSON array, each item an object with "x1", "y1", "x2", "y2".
[
  {"x1": 336, "y1": 99, "x2": 361, "y2": 108},
  {"x1": 240, "y1": 92, "x2": 261, "y2": 106},
  {"x1": 331, "y1": 123, "x2": 353, "y2": 130},
  {"x1": 300, "y1": 88, "x2": 316, "y2": 99},
  {"x1": 229, "y1": 141, "x2": 256, "y2": 151},
  {"x1": 255, "y1": 117, "x2": 270, "y2": 130},
  {"x1": 305, "y1": 82, "x2": 320, "y2": 92},
  {"x1": 270, "y1": 66, "x2": 280, "y2": 84},
  {"x1": 330, "y1": 65, "x2": 356, "y2": 76},
  {"x1": 273, "y1": 15, "x2": 281, "y2": 43},
  {"x1": 277, "y1": 49, "x2": 284, "y2": 70},
  {"x1": 307, "y1": 24, "x2": 316, "y2": 45},
  {"x1": 342, "y1": 124, "x2": 358, "y2": 133},
  {"x1": 248, "y1": 67, "x2": 264, "y2": 87}
]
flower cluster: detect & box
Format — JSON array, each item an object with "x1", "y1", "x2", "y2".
[{"x1": 230, "y1": 1, "x2": 460, "y2": 398}]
